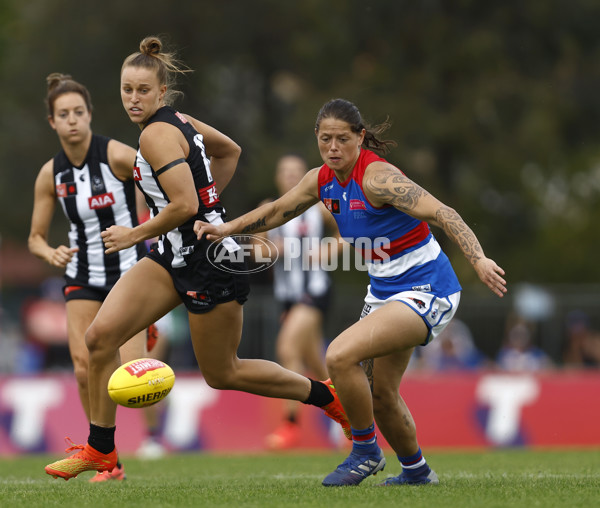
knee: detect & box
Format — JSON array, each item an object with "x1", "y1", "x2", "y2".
[
  {"x1": 201, "y1": 367, "x2": 234, "y2": 390},
  {"x1": 84, "y1": 324, "x2": 101, "y2": 353},
  {"x1": 71, "y1": 354, "x2": 89, "y2": 388},
  {"x1": 325, "y1": 344, "x2": 349, "y2": 377},
  {"x1": 84, "y1": 322, "x2": 113, "y2": 355}
]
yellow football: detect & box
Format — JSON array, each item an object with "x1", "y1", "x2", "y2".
[{"x1": 107, "y1": 358, "x2": 175, "y2": 408}]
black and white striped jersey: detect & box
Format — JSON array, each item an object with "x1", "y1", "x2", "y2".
[
  {"x1": 54, "y1": 134, "x2": 145, "y2": 290},
  {"x1": 133, "y1": 106, "x2": 227, "y2": 268},
  {"x1": 268, "y1": 205, "x2": 331, "y2": 303}
]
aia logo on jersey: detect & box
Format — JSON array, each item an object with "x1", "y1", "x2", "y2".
[
  {"x1": 199, "y1": 184, "x2": 220, "y2": 206},
  {"x1": 324, "y1": 198, "x2": 341, "y2": 214},
  {"x1": 350, "y1": 199, "x2": 366, "y2": 210},
  {"x1": 56, "y1": 182, "x2": 77, "y2": 198},
  {"x1": 133, "y1": 167, "x2": 142, "y2": 181},
  {"x1": 88, "y1": 192, "x2": 115, "y2": 209}
]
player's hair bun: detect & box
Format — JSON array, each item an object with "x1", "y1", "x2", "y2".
[
  {"x1": 46, "y1": 72, "x2": 72, "y2": 91},
  {"x1": 140, "y1": 36, "x2": 162, "y2": 57}
]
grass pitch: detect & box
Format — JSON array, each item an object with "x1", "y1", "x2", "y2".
[{"x1": 0, "y1": 449, "x2": 598, "y2": 507}]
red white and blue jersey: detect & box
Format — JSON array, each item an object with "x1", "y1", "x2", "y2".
[
  {"x1": 317, "y1": 149, "x2": 461, "y2": 299},
  {"x1": 54, "y1": 134, "x2": 145, "y2": 290}
]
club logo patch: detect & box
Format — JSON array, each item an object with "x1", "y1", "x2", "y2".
[
  {"x1": 324, "y1": 198, "x2": 341, "y2": 214},
  {"x1": 56, "y1": 182, "x2": 77, "y2": 197}
]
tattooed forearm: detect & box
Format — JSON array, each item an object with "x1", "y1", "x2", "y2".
[
  {"x1": 240, "y1": 217, "x2": 266, "y2": 234},
  {"x1": 364, "y1": 167, "x2": 428, "y2": 211},
  {"x1": 436, "y1": 206, "x2": 484, "y2": 265},
  {"x1": 282, "y1": 202, "x2": 310, "y2": 219},
  {"x1": 361, "y1": 358, "x2": 374, "y2": 393}
]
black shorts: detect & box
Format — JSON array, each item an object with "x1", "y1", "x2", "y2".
[
  {"x1": 63, "y1": 276, "x2": 111, "y2": 303},
  {"x1": 146, "y1": 246, "x2": 250, "y2": 314}
]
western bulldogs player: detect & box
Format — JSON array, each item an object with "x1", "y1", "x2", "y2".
[{"x1": 194, "y1": 98, "x2": 507, "y2": 487}]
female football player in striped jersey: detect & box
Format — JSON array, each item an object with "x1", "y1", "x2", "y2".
[
  {"x1": 29, "y1": 74, "x2": 162, "y2": 481},
  {"x1": 194, "y1": 98, "x2": 507, "y2": 487},
  {"x1": 263, "y1": 155, "x2": 338, "y2": 450},
  {"x1": 44, "y1": 38, "x2": 350, "y2": 481}
]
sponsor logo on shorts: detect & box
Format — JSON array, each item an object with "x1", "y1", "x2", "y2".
[
  {"x1": 411, "y1": 284, "x2": 432, "y2": 292},
  {"x1": 409, "y1": 297, "x2": 427, "y2": 310},
  {"x1": 180, "y1": 246, "x2": 195, "y2": 256},
  {"x1": 64, "y1": 285, "x2": 83, "y2": 296},
  {"x1": 360, "y1": 303, "x2": 372, "y2": 319},
  {"x1": 186, "y1": 290, "x2": 212, "y2": 306}
]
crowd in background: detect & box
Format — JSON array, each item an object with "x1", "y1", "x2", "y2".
[{"x1": 1, "y1": 276, "x2": 598, "y2": 376}]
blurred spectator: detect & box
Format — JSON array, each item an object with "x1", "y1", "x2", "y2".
[
  {"x1": 418, "y1": 319, "x2": 486, "y2": 371},
  {"x1": 563, "y1": 310, "x2": 600, "y2": 368},
  {"x1": 496, "y1": 318, "x2": 552, "y2": 372},
  {"x1": 19, "y1": 277, "x2": 69, "y2": 372}
]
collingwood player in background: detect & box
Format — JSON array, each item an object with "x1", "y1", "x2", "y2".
[{"x1": 29, "y1": 73, "x2": 158, "y2": 482}]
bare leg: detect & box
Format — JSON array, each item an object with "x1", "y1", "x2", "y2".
[
  {"x1": 188, "y1": 300, "x2": 312, "y2": 401},
  {"x1": 85, "y1": 258, "x2": 181, "y2": 427},
  {"x1": 275, "y1": 304, "x2": 328, "y2": 417},
  {"x1": 325, "y1": 302, "x2": 428, "y2": 431},
  {"x1": 65, "y1": 300, "x2": 102, "y2": 421},
  {"x1": 371, "y1": 350, "x2": 420, "y2": 456}
]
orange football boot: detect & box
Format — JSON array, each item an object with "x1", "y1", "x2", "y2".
[
  {"x1": 89, "y1": 463, "x2": 126, "y2": 482},
  {"x1": 321, "y1": 379, "x2": 352, "y2": 440},
  {"x1": 265, "y1": 421, "x2": 301, "y2": 450},
  {"x1": 45, "y1": 438, "x2": 117, "y2": 481}
]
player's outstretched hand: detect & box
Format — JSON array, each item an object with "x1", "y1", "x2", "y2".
[
  {"x1": 194, "y1": 220, "x2": 228, "y2": 241},
  {"x1": 474, "y1": 257, "x2": 507, "y2": 298}
]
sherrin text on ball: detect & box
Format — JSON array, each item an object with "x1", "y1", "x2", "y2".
[{"x1": 107, "y1": 358, "x2": 175, "y2": 408}]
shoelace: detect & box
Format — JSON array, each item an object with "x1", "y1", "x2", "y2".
[{"x1": 63, "y1": 437, "x2": 85, "y2": 454}]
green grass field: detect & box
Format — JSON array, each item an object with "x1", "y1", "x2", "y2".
[{"x1": 1, "y1": 449, "x2": 598, "y2": 507}]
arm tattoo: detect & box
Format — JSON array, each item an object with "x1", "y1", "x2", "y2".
[
  {"x1": 282, "y1": 202, "x2": 310, "y2": 219},
  {"x1": 436, "y1": 206, "x2": 484, "y2": 265},
  {"x1": 361, "y1": 358, "x2": 374, "y2": 393},
  {"x1": 363, "y1": 167, "x2": 428, "y2": 211},
  {"x1": 240, "y1": 217, "x2": 266, "y2": 234}
]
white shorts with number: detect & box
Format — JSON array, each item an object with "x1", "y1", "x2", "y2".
[{"x1": 360, "y1": 286, "x2": 461, "y2": 345}]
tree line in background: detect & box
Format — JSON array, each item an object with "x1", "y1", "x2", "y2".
[{"x1": 1, "y1": 0, "x2": 599, "y2": 287}]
